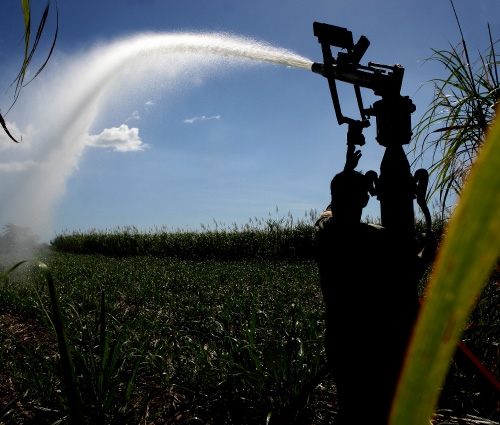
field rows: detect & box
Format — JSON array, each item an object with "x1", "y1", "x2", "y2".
[{"x1": 0, "y1": 251, "x2": 329, "y2": 424}]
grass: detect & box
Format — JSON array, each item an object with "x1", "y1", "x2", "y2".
[
  {"x1": 50, "y1": 210, "x2": 319, "y2": 261},
  {"x1": 410, "y1": 4, "x2": 499, "y2": 211},
  {"x1": 391, "y1": 8, "x2": 500, "y2": 422},
  {"x1": 0, "y1": 214, "x2": 498, "y2": 424},
  {"x1": 391, "y1": 111, "x2": 500, "y2": 423},
  {"x1": 0, "y1": 240, "x2": 326, "y2": 424}
]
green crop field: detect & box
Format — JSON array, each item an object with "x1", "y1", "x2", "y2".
[{"x1": 0, "y1": 218, "x2": 498, "y2": 424}]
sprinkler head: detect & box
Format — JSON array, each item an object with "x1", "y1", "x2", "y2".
[{"x1": 311, "y1": 62, "x2": 325, "y2": 76}]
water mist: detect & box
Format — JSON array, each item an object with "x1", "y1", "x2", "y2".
[{"x1": 0, "y1": 32, "x2": 313, "y2": 240}]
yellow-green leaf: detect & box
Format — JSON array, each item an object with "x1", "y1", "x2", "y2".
[
  {"x1": 21, "y1": 0, "x2": 31, "y2": 64},
  {"x1": 390, "y1": 116, "x2": 500, "y2": 424}
]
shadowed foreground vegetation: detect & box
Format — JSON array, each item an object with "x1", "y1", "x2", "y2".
[{"x1": 0, "y1": 216, "x2": 498, "y2": 424}]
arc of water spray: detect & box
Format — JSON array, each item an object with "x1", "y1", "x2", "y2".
[{"x1": 0, "y1": 32, "x2": 313, "y2": 238}]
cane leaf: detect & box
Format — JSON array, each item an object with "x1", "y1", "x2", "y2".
[{"x1": 390, "y1": 115, "x2": 500, "y2": 424}]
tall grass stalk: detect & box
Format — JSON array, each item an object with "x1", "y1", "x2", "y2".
[
  {"x1": 1, "y1": 1, "x2": 58, "y2": 143},
  {"x1": 390, "y1": 109, "x2": 500, "y2": 424},
  {"x1": 0, "y1": 260, "x2": 82, "y2": 424},
  {"x1": 411, "y1": 3, "x2": 499, "y2": 211}
]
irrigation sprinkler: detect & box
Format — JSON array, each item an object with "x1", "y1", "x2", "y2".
[
  {"x1": 298, "y1": 22, "x2": 434, "y2": 424},
  {"x1": 272, "y1": 21, "x2": 496, "y2": 424},
  {"x1": 310, "y1": 21, "x2": 431, "y2": 329},
  {"x1": 311, "y1": 21, "x2": 429, "y2": 238}
]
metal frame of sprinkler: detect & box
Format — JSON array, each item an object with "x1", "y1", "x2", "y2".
[{"x1": 311, "y1": 22, "x2": 431, "y2": 238}]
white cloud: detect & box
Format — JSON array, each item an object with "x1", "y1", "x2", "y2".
[
  {"x1": 183, "y1": 115, "x2": 221, "y2": 124},
  {"x1": 145, "y1": 100, "x2": 155, "y2": 105},
  {"x1": 127, "y1": 110, "x2": 140, "y2": 121},
  {"x1": 86, "y1": 124, "x2": 148, "y2": 152}
]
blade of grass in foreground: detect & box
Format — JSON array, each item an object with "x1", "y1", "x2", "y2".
[
  {"x1": 390, "y1": 116, "x2": 500, "y2": 424},
  {"x1": 0, "y1": 260, "x2": 83, "y2": 425}
]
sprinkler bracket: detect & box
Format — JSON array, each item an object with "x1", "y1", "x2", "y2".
[{"x1": 311, "y1": 22, "x2": 408, "y2": 144}]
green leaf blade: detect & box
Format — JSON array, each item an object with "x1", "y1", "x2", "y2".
[{"x1": 390, "y1": 115, "x2": 500, "y2": 424}]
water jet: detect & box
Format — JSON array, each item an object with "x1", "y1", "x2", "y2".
[{"x1": 0, "y1": 32, "x2": 313, "y2": 239}]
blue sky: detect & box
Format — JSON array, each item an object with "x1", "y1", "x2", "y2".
[{"x1": 0, "y1": 0, "x2": 498, "y2": 241}]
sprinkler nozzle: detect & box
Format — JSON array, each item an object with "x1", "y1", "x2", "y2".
[{"x1": 311, "y1": 62, "x2": 325, "y2": 76}]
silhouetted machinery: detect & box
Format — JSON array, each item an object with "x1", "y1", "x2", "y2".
[
  {"x1": 311, "y1": 22, "x2": 430, "y2": 238},
  {"x1": 277, "y1": 24, "x2": 499, "y2": 425},
  {"x1": 307, "y1": 22, "x2": 431, "y2": 423}
]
